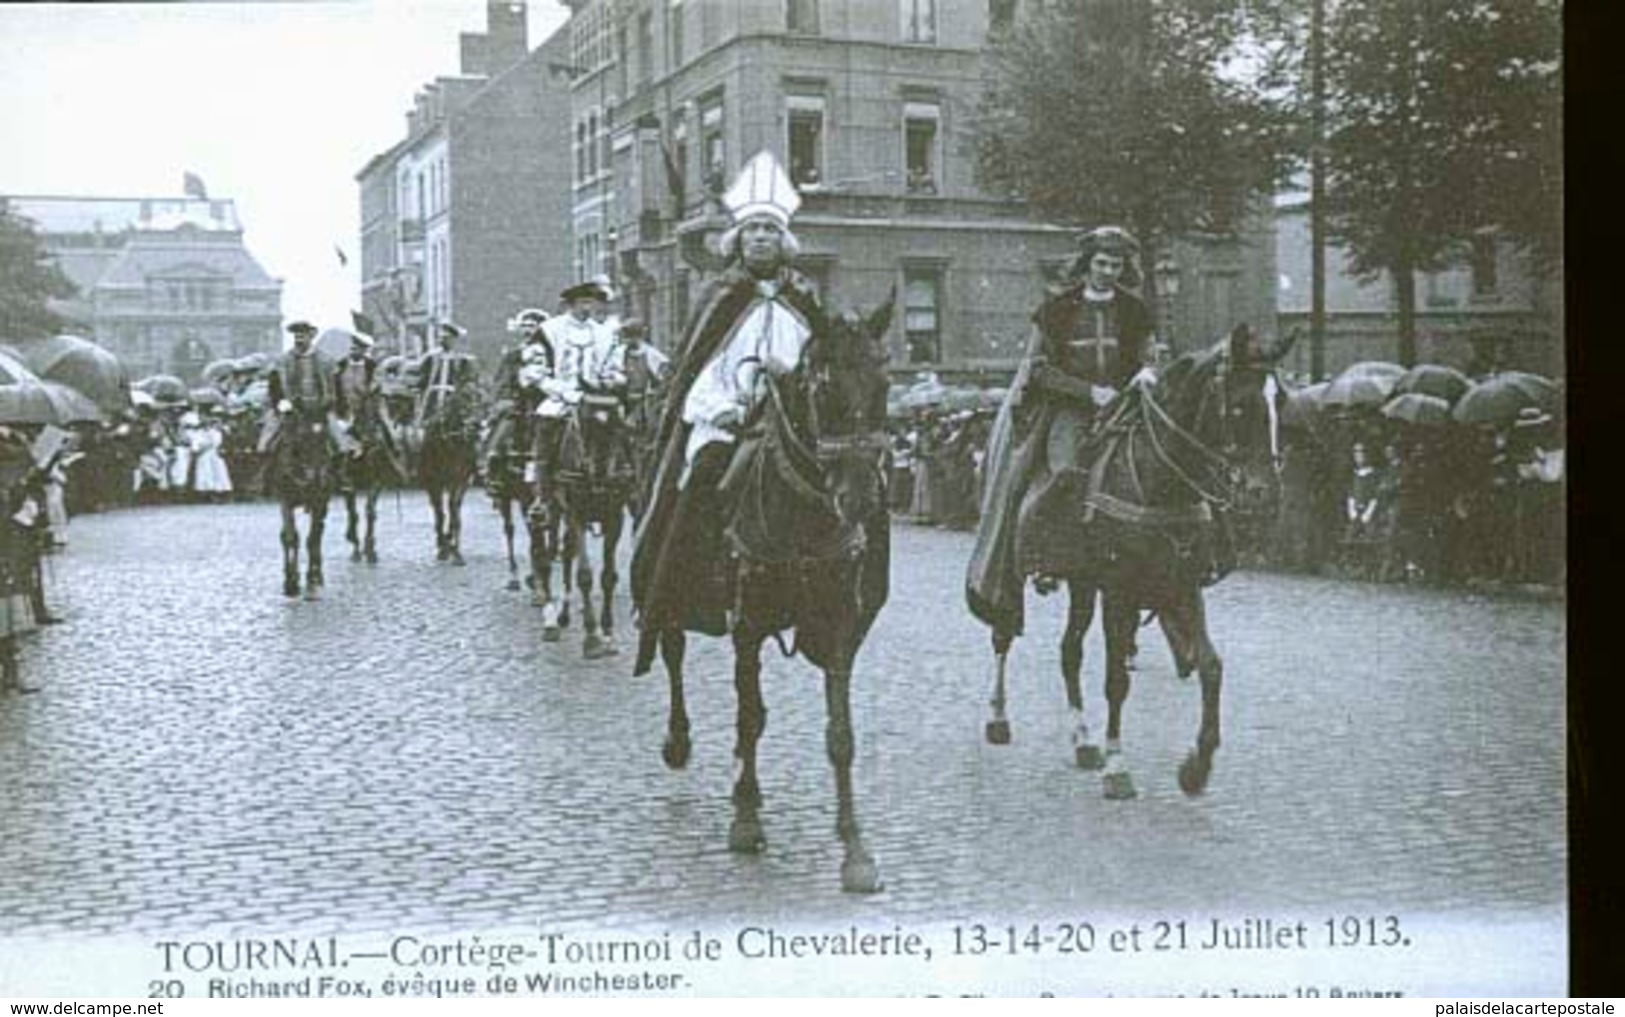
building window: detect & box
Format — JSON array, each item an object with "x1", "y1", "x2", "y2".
[
  {"x1": 903, "y1": 264, "x2": 943, "y2": 363},
  {"x1": 787, "y1": 0, "x2": 820, "y2": 34},
  {"x1": 700, "y1": 97, "x2": 726, "y2": 195},
  {"x1": 989, "y1": 0, "x2": 1017, "y2": 33},
  {"x1": 576, "y1": 120, "x2": 589, "y2": 184},
  {"x1": 901, "y1": 0, "x2": 937, "y2": 43},
  {"x1": 1470, "y1": 236, "x2": 1499, "y2": 298},
  {"x1": 671, "y1": 114, "x2": 690, "y2": 213},
  {"x1": 670, "y1": 0, "x2": 686, "y2": 70},
  {"x1": 904, "y1": 102, "x2": 940, "y2": 194},
  {"x1": 638, "y1": 12, "x2": 654, "y2": 86},
  {"x1": 787, "y1": 97, "x2": 825, "y2": 188},
  {"x1": 588, "y1": 112, "x2": 601, "y2": 178}
]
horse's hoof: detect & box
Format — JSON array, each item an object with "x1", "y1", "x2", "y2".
[
  {"x1": 542, "y1": 625, "x2": 561, "y2": 643},
  {"x1": 729, "y1": 815, "x2": 766, "y2": 855},
  {"x1": 350, "y1": 549, "x2": 362, "y2": 563},
  {"x1": 531, "y1": 590, "x2": 548, "y2": 608},
  {"x1": 583, "y1": 634, "x2": 606, "y2": 659},
  {"x1": 1074, "y1": 743, "x2": 1106, "y2": 771},
  {"x1": 600, "y1": 637, "x2": 620, "y2": 656},
  {"x1": 283, "y1": 580, "x2": 300, "y2": 598},
  {"x1": 302, "y1": 586, "x2": 321, "y2": 602},
  {"x1": 364, "y1": 550, "x2": 378, "y2": 565},
  {"x1": 1103, "y1": 770, "x2": 1138, "y2": 801},
  {"x1": 450, "y1": 550, "x2": 465, "y2": 566},
  {"x1": 506, "y1": 578, "x2": 521, "y2": 592},
  {"x1": 662, "y1": 733, "x2": 691, "y2": 770},
  {"x1": 985, "y1": 719, "x2": 1012, "y2": 745},
  {"x1": 1178, "y1": 752, "x2": 1213, "y2": 797},
  {"x1": 435, "y1": 547, "x2": 449, "y2": 562},
  {"x1": 841, "y1": 852, "x2": 884, "y2": 895}
]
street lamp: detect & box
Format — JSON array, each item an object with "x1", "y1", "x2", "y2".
[{"x1": 1153, "y1": 256, "x2": 1181, "y2": 349}]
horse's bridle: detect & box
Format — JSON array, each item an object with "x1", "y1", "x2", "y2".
[{"x1": 1138, "y1": 350, "x2": 1279, "y2": 511}]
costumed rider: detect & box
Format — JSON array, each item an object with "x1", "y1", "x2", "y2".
[
  {"x1": 332, "y1": 328, "x2": 404, "y2": 488},
  {"x1": 415, "y1": 321, "x2": 479, "y2": 426},
  {"x1": 260, "y1": 320, "x2": 360, "y2": 458},
  {"x1": 487, "y1": 307, "x2": 553, "y2": 482},
  {"x1": 965, "y1": 226, "x2": 1159, "y2": 640},
  {"x1": 532, "y1": 282, "x2": 616, "y2": 500},
  {"x1": 601, "y1": 317, "x2": 671, "y2": 434},
  {"x1": 630, "y1": 150, "x2": 822, "y2": 675}
]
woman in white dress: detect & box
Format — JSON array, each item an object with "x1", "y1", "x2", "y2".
[
  {"x1": 188, "y1": 412, "x2": 233, "y2": 502},
  {"x1": 169, "y1": 411, "x2": 199, "y2": 500}
]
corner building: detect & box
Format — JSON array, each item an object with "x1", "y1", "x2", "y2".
[{"x1": 571, "y1": 0, "x2": 1276, "y2": 381}]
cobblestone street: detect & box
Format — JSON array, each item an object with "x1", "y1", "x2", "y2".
[{"x1": 0, "y1": 498, "x2": 1566, "y2": 991}]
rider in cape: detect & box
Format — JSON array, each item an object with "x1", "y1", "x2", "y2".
[
  {"x1": 630, "y1": 151, "x2": 836, "y2": 676},
  {"x1": 966, "y1": 226, "x2": 1161, "y2": 640}
]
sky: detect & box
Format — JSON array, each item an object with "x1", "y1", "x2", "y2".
[{"x1": 0, "y1": 1, "x2": 570, "y2": 331}]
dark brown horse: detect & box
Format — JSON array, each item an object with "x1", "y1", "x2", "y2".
[
  {"x1": 983, "y1": 325, "x2": 1293, "y2": 799},
  {"x1": 418, "y1": 384, "x2": 481, "y2": 566},
  {"x1": 536, "y1": 389, "x2": 633, "y2": 658},
  {"x1": 482, "y1": 409, "x2": 547, "y2": 596},
  {"x1": 649, "y1": 297, "x2": 893, "y2": 894},
  {"x1": 340, "y1": 391, "x2": 404, "y2": 565},
  {"x1": 266, "y1": 408, "x2": 334, "y2": 600}
]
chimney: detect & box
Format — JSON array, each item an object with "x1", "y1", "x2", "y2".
[{"x1": 460, "y1": 1, "x2": 528, "y2": 77}]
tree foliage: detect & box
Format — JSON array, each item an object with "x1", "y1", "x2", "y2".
[
  {"x1": 1323, "y1": 0, "x2": 1562, "y2": 276},
  {"x1": 0, "y1": 202, "x2": 74, "y2": 340},
  {"x1": 975, "y1": 0, "x2": 1299, "y2": 260}
]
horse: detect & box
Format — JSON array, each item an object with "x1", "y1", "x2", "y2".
[
  {"x1": 648, "y1": 297, "x2": 894, "y2": 895},
  {"x1": 482, "y1": 405, "x2": 548, "y2": 596},
  {"x1": 418, "y1": 383, "x2": 482, "y2": 566},
  {"x1": 339, "y1": 392, "x2": 404, "y2": 565},
  {"x1": 535, "y1": 387, "x2": 634, "y2": 658},
  {"x1": 981, "y1": 324, "x2": 1292, "y2": 800},
  {"x1": 623, "y1": 386, "x2": 663, "y2": 525},
  {"x1": 265, "y1": 407, "x2": 335, "y2": 600}
]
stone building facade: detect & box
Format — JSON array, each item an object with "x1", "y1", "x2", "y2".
[
  {"x1": 567, "y1": 0, "x2": 1277, "y2": 383},
  {"x1": 8, "y1": 195, "x2": 283, "y2": 382},
  {"x1": 357, "y1": 1, "x2": 574, "y2": 369},
  {"x1": 1275, "y1": 193, "x2": 1563, "y2": 378}
]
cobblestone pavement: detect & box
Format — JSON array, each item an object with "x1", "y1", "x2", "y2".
[{"x1": 0, "y1": 499, "x2": 1564, "y2": 943}]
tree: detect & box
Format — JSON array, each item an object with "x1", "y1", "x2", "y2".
[
  {"x1": 0, "y1": 201, "x2": 74, "y2": 340},
  {"x1": 976, "y1": 0, "x2": 1299, "y2": 293},
  {"x1": 1321, "y1": 0, "x2": 1561, "y2": 365}
]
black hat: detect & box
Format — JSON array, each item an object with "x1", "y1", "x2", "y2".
[
  {"x1": 286, "y1": 320, "x2": 318, "y2": 336},
  {"x1": 560, "y1": 281, "x2": 609, "y2": 303},
  {"x1": 438, "y1": 322, "x2": 467, "y2": 340}
]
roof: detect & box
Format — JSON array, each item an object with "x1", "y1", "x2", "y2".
[
  {"x1": 96, "y1": 238, "x2": 279, "y2": 290},
  {"x1": 7, "y1": 196, "x2": 242, "y2": 234},
  {"x1": 48, "y1": 248, "x2": 122, "y2": 293}
]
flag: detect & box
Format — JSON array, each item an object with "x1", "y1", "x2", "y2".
[
  {"x1": 335, "y1": 245, "x2": 349, "y2": 267},
  {"x1": 351, "y1": 311, "x2": 377, "y2": 336},
  {"x1": 661, "y1": 140, "x2": 686, "y2": 212},
  {"x1": 183, "y1": 172, "x2": 208, "y2": 200}
]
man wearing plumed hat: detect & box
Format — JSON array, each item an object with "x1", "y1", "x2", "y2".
[
  {"x1": 629, "y1": 150, "x2": 826, "y2": 675},
  {"x1": 966, "y1": 225, "x2": 1161, "y2": 641},
  {"x1": 531, "y1": 281, "x2": 617, "y2": 501},
  {"x1": 333, "y1": 328, "x2": 406, "y2": 489}
]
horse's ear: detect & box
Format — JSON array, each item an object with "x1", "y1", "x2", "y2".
[
  {"x1": 1263, "y1": 326, "x2": 1302, "y2": 363},
  {"x1": 1228, "y1": 323, "x2": 1259, "y2": 363},
  {"x1": 866, "y1": 287, "x2": 897, "y2": 339}
]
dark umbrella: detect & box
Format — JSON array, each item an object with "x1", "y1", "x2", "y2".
[
  {"x1": 190, "y1": 387, "x2": 225, "y2": 409},
  {"x1": 1321, "y1": 369, "x2": 1398, "y2": 408},
  {"x1": 1453, "y1": 371, "x2": 1561, "y2": 426},
  {"x1": 1381, "y1": 391, "x2": 1453, "y2": 427},
  {"x1": 0, "y1": 350, "x2": 105, "y2": 426},
  {"x1": 234, "y1": 352, "x2": 274, "y2": 378},
  {"x1": 201, "y1": 359, "x2": 240, "y2": 386},
  {"x1": 1393, "y1": 364, "x2": 1472, "y2": 405},
  {"x1": 0, "y1": 349, "x2": 36, "y2": 386},
  {"x1": 135, "y1": 374, "x2": 190, "y2": 405},
  {"x1": 39, "y1": 380, "x2": 104, "y2": 424},
  {"x1": 1280, "y1": 380, "x2": 1330, "y2": 432},
  {"x1": 27, "y1": 340, "x2": 131, "y2": 415}
]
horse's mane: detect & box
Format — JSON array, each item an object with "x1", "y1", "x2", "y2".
[{"x1": 1153, "y1": 342, "x2": 1225, "y2": 423}]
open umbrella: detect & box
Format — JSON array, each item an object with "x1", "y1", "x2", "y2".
[
  {"x1": 234, "y1": 352, "x2": 274, "y2": 378},
  {"x1": 1453, "y1": 371, "x2": 1561, "y2": 426},
  {"x1": 1381, "y1": 391, "x2": 1453, "y2": 427},
  {"x1": 190, "y1": 387, "x2": 225, "y2": 410},
  {"x1": 38, "y1": 380, "x2": 104, "y2": 424},
  {"x1": 1280, "y1": 380, "x2": 1330, "y2": 432},
  {"x1": 1321, "y1": 367, "x2": 1399, "y2": 408},
  {"x1": 1393, "y1": 363, "x2": 1472, "y2": 405},
  {"x1": 201, "y1": 359, "x2": 240, "y2": 386},
  {"x1": 135, "y1": 374, "x2": 190, "y2": 405}
]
